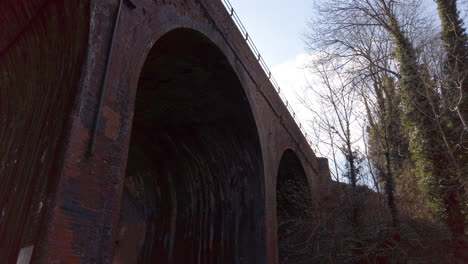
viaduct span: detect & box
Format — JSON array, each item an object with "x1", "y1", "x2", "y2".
[{"x1": 0, "y1": 0, "x2": 331, "y2": 263}]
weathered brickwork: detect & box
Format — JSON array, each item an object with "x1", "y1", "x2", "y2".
[
  {"x1": 0, "y1": 0, "x2": 90, "y2": 263},
  {"x1": 1, "y1": 0, "x2": 331, "y2": 263}
]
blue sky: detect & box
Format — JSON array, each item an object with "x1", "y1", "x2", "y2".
[{"x1": 228, "y1": 0, "x2": 313, "y2": 66}]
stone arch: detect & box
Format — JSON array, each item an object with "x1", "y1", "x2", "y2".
[
  {"x1": 276, "y1": 149, "x2": 312, "y2": 264},
  {"x1": 113, "y1": 28, "x2": 266, "y2": 264}
]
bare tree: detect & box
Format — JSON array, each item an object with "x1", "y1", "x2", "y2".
[
  {"x1": 303, "y1": 0, "x2": 466, "y2": 262},
  {"x1": 304, "y1": 0, "x2": 407, "y2": 230},
  {"x1": 301, "y1": 53, "x2": 382, "y2": 260}
]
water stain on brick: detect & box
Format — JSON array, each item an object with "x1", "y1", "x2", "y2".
[{"x1": 103, "y1": 106, "x2": 121, "y2": 140}]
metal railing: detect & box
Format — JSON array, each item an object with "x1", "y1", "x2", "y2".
[{"x1": 220, "y1": 0, "x2": 312, "y2": 145}]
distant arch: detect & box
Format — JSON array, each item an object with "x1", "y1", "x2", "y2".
[
  {"x1": 114, "y1": 28, "x2": 266, "y2": 263},
  {"x1": 276, "y1": 149, "x2": 312, "y2": 264}
]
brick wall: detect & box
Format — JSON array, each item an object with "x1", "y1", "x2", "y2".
[
  {"x1": 0, "y1": 1, "x2": 89, "y2": 262},
  {"x1": 1, "y1": 1, "x2": 332, "y2": 263}
]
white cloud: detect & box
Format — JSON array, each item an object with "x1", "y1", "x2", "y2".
[{"x1": 271, "y1": 53, "x2": 314, "y2": 130}]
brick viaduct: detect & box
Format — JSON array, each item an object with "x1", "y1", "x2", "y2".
[{"x1": 0, "y1": 0, "x2": 331, "y2": 263}]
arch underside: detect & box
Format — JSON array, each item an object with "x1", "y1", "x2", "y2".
[
  {"x1": 114, "y1": 29, "x2": 266, "y2": 264},
  {"x1": 276, "y1": 150, "x2": 313, "y2": 264}
]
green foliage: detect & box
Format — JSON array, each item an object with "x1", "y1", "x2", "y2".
[
  {"x1": 407, "y1": 132, "x2": 444, "y2": 218},
  {"x1": 389, "y1": 21, "x2": 448, "y2": 220}
]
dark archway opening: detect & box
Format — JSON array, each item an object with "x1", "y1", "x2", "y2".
[
  {"x1": 113, "y1": 29, "x2": 265, "y2": 264},
  {"x1": 276, "y1": 150, "x2": 312, "y2": 264}
]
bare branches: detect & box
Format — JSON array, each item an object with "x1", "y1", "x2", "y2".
[{"x1": 301, "y1": 0, "x2": 467, "y2": 262}]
